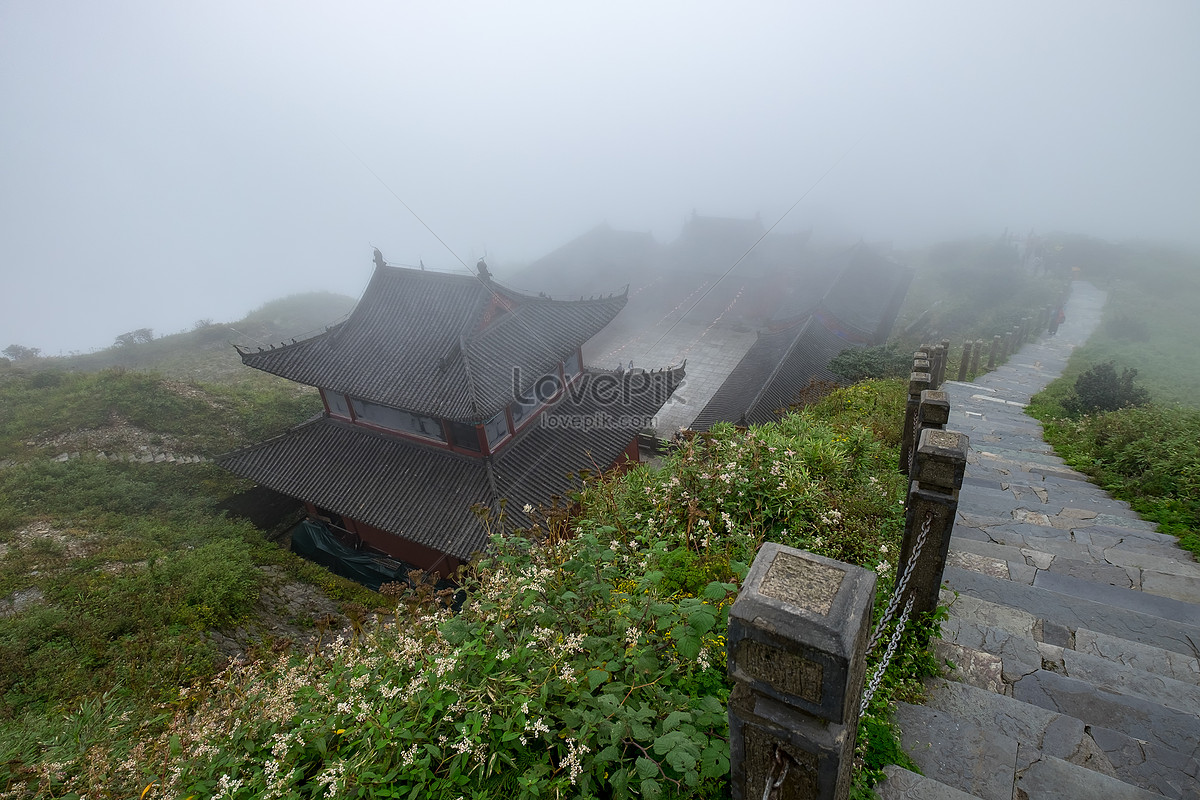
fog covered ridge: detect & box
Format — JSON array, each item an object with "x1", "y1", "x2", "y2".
[{"x1": 2, "y1": 1, "x2": 1198, "y2": 355}]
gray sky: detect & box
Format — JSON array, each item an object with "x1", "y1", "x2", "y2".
[{"x1": 2, "y1": 1, "x2": 1198, "y2": 355}]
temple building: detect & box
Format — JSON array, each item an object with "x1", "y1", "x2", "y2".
[
  {"x1": 516, "y1": 219, "x2": 912, "y2": 435},
  {"x1": 220, "y1": 256, "x2": 683, "y2": 577}
]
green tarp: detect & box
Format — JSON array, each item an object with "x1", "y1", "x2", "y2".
[{"x1": 289, "y1": 520, "x2": 409, "y2": 592}]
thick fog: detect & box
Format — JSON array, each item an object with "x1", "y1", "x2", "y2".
[{"x1": 2, "y1": 1, "x2": 1198, "y2": 355}]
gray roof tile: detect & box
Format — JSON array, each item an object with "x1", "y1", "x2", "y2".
[{"x1": 239, "y1": 265, "x2": 627, "y2": 421}]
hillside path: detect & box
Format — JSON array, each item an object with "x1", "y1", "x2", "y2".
[{"x1": 878, "y1": 282, "x2": 1200, "y2": 799}]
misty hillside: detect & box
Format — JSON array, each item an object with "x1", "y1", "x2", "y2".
[{"x1": 16, "y1": 292, "x2": 357, "y2": 385}]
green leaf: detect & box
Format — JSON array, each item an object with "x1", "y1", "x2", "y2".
[
  {"x1": 651, "y1": 730, "x2": 687, "y2": 755},
  {"x1": 439, "y1": 617, "x2": 471, "y2": 646},
  {"x1": 687, "y1": 606, "x2": 716, "y2": 633},
  {"x1": 702, "y1": 581, "x2": 729, "y2": 600},
  {"x1": 595, "y1": 744, "x2": 621, "y2": 764},
  {"x1": 587, "y1": 668, "x2": 609, "y2": 691},
  {"x1": 635, "y1": 757, "x2": 658, "y2": 779},
  {"x1": 672, "y1": 627, "x2": 702, "y2": 659},
  {"x1": 641, "y1": 777, "x2": 662, "y2": 800},
  {"x1": 661, "y1": 710, "x2": 691, "y2": 732},
  {"x1": 610, "y1": 766, "x2": 630, "y2": 794}
]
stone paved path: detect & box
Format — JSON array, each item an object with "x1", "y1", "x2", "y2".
[{"x1": 877, "y1": 282, "x2": 1200, "y2": 799}]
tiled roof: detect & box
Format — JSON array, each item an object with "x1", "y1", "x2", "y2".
[
  {"x1": 745, "y1": 317, "x2": 848, "y2": 424},
  {"x1": 817, "y1": 243, "x2": 914, "y2": 342},
  {"x1": 689, "y1": 243, "x2": 913, "y2": 431},
  {"x1": 238, "y1": 265, "x2": 627, "y2": 421},
  {"x1": 688, "y1": 326, "x2": 798, "y2": 431},
  {"x1": 218, "y1": 367, "x2": 683, "y2": 561}
]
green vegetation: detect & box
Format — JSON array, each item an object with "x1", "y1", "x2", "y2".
[
  {"x1": 1, "y1": 380, "x2": 941, "y2": 799},
  {"x1": 897, "y1": 235, "x2": 1066, "y2": 346},
  {"x1": 36, "y1": 292, "x2": 356, "y2": 385},
  {"x1": 1027, "y1": 241, "x2": 1200, "y2": 407},
  {"x1": 0, "y1": 294, "x2": 379, "y2": 796},
  {"x1": 828, "y1": 343, "x2": 913, "y2": 383},
  {"x1": 0, "y1": 367, "x2": 322, "y2": 461},
  {"x1": 1027, "y1": 241, "x2": 1200, "y2": 560}
]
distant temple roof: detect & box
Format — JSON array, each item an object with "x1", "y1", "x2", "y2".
[
  {"x1": 690, "y1": 243, "x2": 913, "y2": 430},
  {"x1": 238, "y1": 264, "x2": 628, "y2": 422},
  {"x1": 220, "y1": 366, "x2": 684, "y2": 560}
]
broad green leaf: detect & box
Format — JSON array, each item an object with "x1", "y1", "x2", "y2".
[
  {"x1": 661, "y1": 710, "x2": 691, "y2": 732},
  {"x1": 687, "y1": 607, "x2": 716, "y2": 633},
  {"x1": 635, "y1": 757, "x2": 658, "y2": 779},
  {"x1": 587, "y1": 668, "x2": 609, "y2": 691},
  {"x1": 673, "y1": 627, "x2": 702, "y2": 659}
]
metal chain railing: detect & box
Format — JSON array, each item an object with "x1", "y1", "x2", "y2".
[
  {"x1": 905, "y1": 405, "x2": 919, "y2": 476},
  {"x1": 859, "y1": 594, "x2": 914, "y2": 716},
  {"x1": 759, "y1": 743, "x2": 805, "y2": 800},
  {"x1": 865, "y1": 510, "x2": 931, "y2": 656}
]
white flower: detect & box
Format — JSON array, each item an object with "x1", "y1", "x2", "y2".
[{"x1": 523, "y1": 503, "x2": 533, "y2": 514}]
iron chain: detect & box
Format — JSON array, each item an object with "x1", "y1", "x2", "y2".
[
  {"x1": 865, "y1": 510, "x2": 931, "y2": 656},
  {"x1": 859, "y1": 595, "x2": 914, "y2": 716}
]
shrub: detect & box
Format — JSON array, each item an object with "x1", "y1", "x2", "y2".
[
  {"x1": 19, "y1": 383, "x2": 936, "y2": 799},
  {"x1": 1062, "y1": 361, "x2": 1150, "y2": 416},
  {"x1": 828, "y1": 345, "x2": 913, "y2": 382}
]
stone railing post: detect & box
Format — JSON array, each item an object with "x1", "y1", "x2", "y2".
[
  {"x1": 956, "y1": 341, "x2": 971, "y2": 381},
  {"x1": 896, "y1": 428, "x2": 969, "y2": 619},
  {"x1": 917, "y1": 389, "x2": 949, "y2": 437},
  {"x1": 987, "y1": 334, "x2": 1000, "y2": 370},
  {"x1": 969, "y1": 340, "x2": 982, "y2": 378},
  {"x1": 1000, "y1": 331, "x2": 1013, "y2": 361},
  {"x1": 727, "y1": 543, "x2": 877, "y2": 800},
  {"x1": 938, "y1": 339, "x2": 951, "y2": 385},
  {"x1": 899, "y1": 371, "x2": 931, "y2": 475},
  {"x1": 925, "y1": 346, "x2": 941, "y2": 390}
]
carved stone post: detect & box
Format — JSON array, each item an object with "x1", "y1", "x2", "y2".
[
  {"x1": 969, "y1": 340, "x2": 982, "y2": 377},
  {"x1": 956, "y1": 341, "x2": 971, "y2": 381},
  {"x1": 1001, "y1": 331, "x2": 1013, "y2": 361},
  {"x1": 896, "y1": 428, "x2": 969, "y2": 619},
  {"x1": 926, "y1": 346, "x2": 941, "y2": 390},
  {"x1": 987, "y1": 335, "x2": 1000, "y2": 370},
  {"x1": 727, "y1": 543, "x2": 877, "y2": 800},
  {"x1": 899, "y1": 371, "x2": 931, "y2": 475},
  {"x1": 917, "y1": 390, "x2": 950, "y2": 439},
  {"x1": 938, "y1": 339, "x2": 951, "y2": 386}
]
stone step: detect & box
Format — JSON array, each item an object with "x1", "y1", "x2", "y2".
[
  {"x1": 957, "y1": 517, "x2": 1190, "y2": 566},
  {"x1": 940, "y1": 590, "x2": 1200, "y2": 688},
  {"x1": 1036, "y1": 642, "x2": 1200, "y2": 717},
  {"x1": 1014, "y1": 750, "x2": 1164, "y2": 800},
  {"x1": 893, "y1": 700, "x2": 1017, "y2": 800},
  {"x1": 948, "y1": 536, "x2": 1134, "y2": 587},
  {"x1": 1074, "y1": 628, "x2": 1200, "y2": 687},
  {"x1": 875, "y1": 764, "x2": 984, "y2": 799},
  {"x1": 944, "y1": 566, "x2": 1200, "y2": 658},
  {"x1": 937, "y1": 597, "x2": 1200, "y2": 715},
  {"x1": 1030, "y1": 568, "x2": 1200, "y2": 626},
  {"x1": 921, "y1": 679, "x2": 1197, "y2": 798},
  {"x1": 1012, "y1": 668, "x2": 1200, "y2": 763}
]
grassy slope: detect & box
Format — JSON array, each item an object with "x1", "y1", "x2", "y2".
[
  {"x1": 0, "y1": 293, "x2": 378, "y2": 794},
  {"x1": 1027, "y1": 241, "x2": 1200, "y2": 559}
]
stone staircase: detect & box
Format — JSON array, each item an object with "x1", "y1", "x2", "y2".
[{"x1": 876, "y1": 283, "x2": 1200, "y2": 799}]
